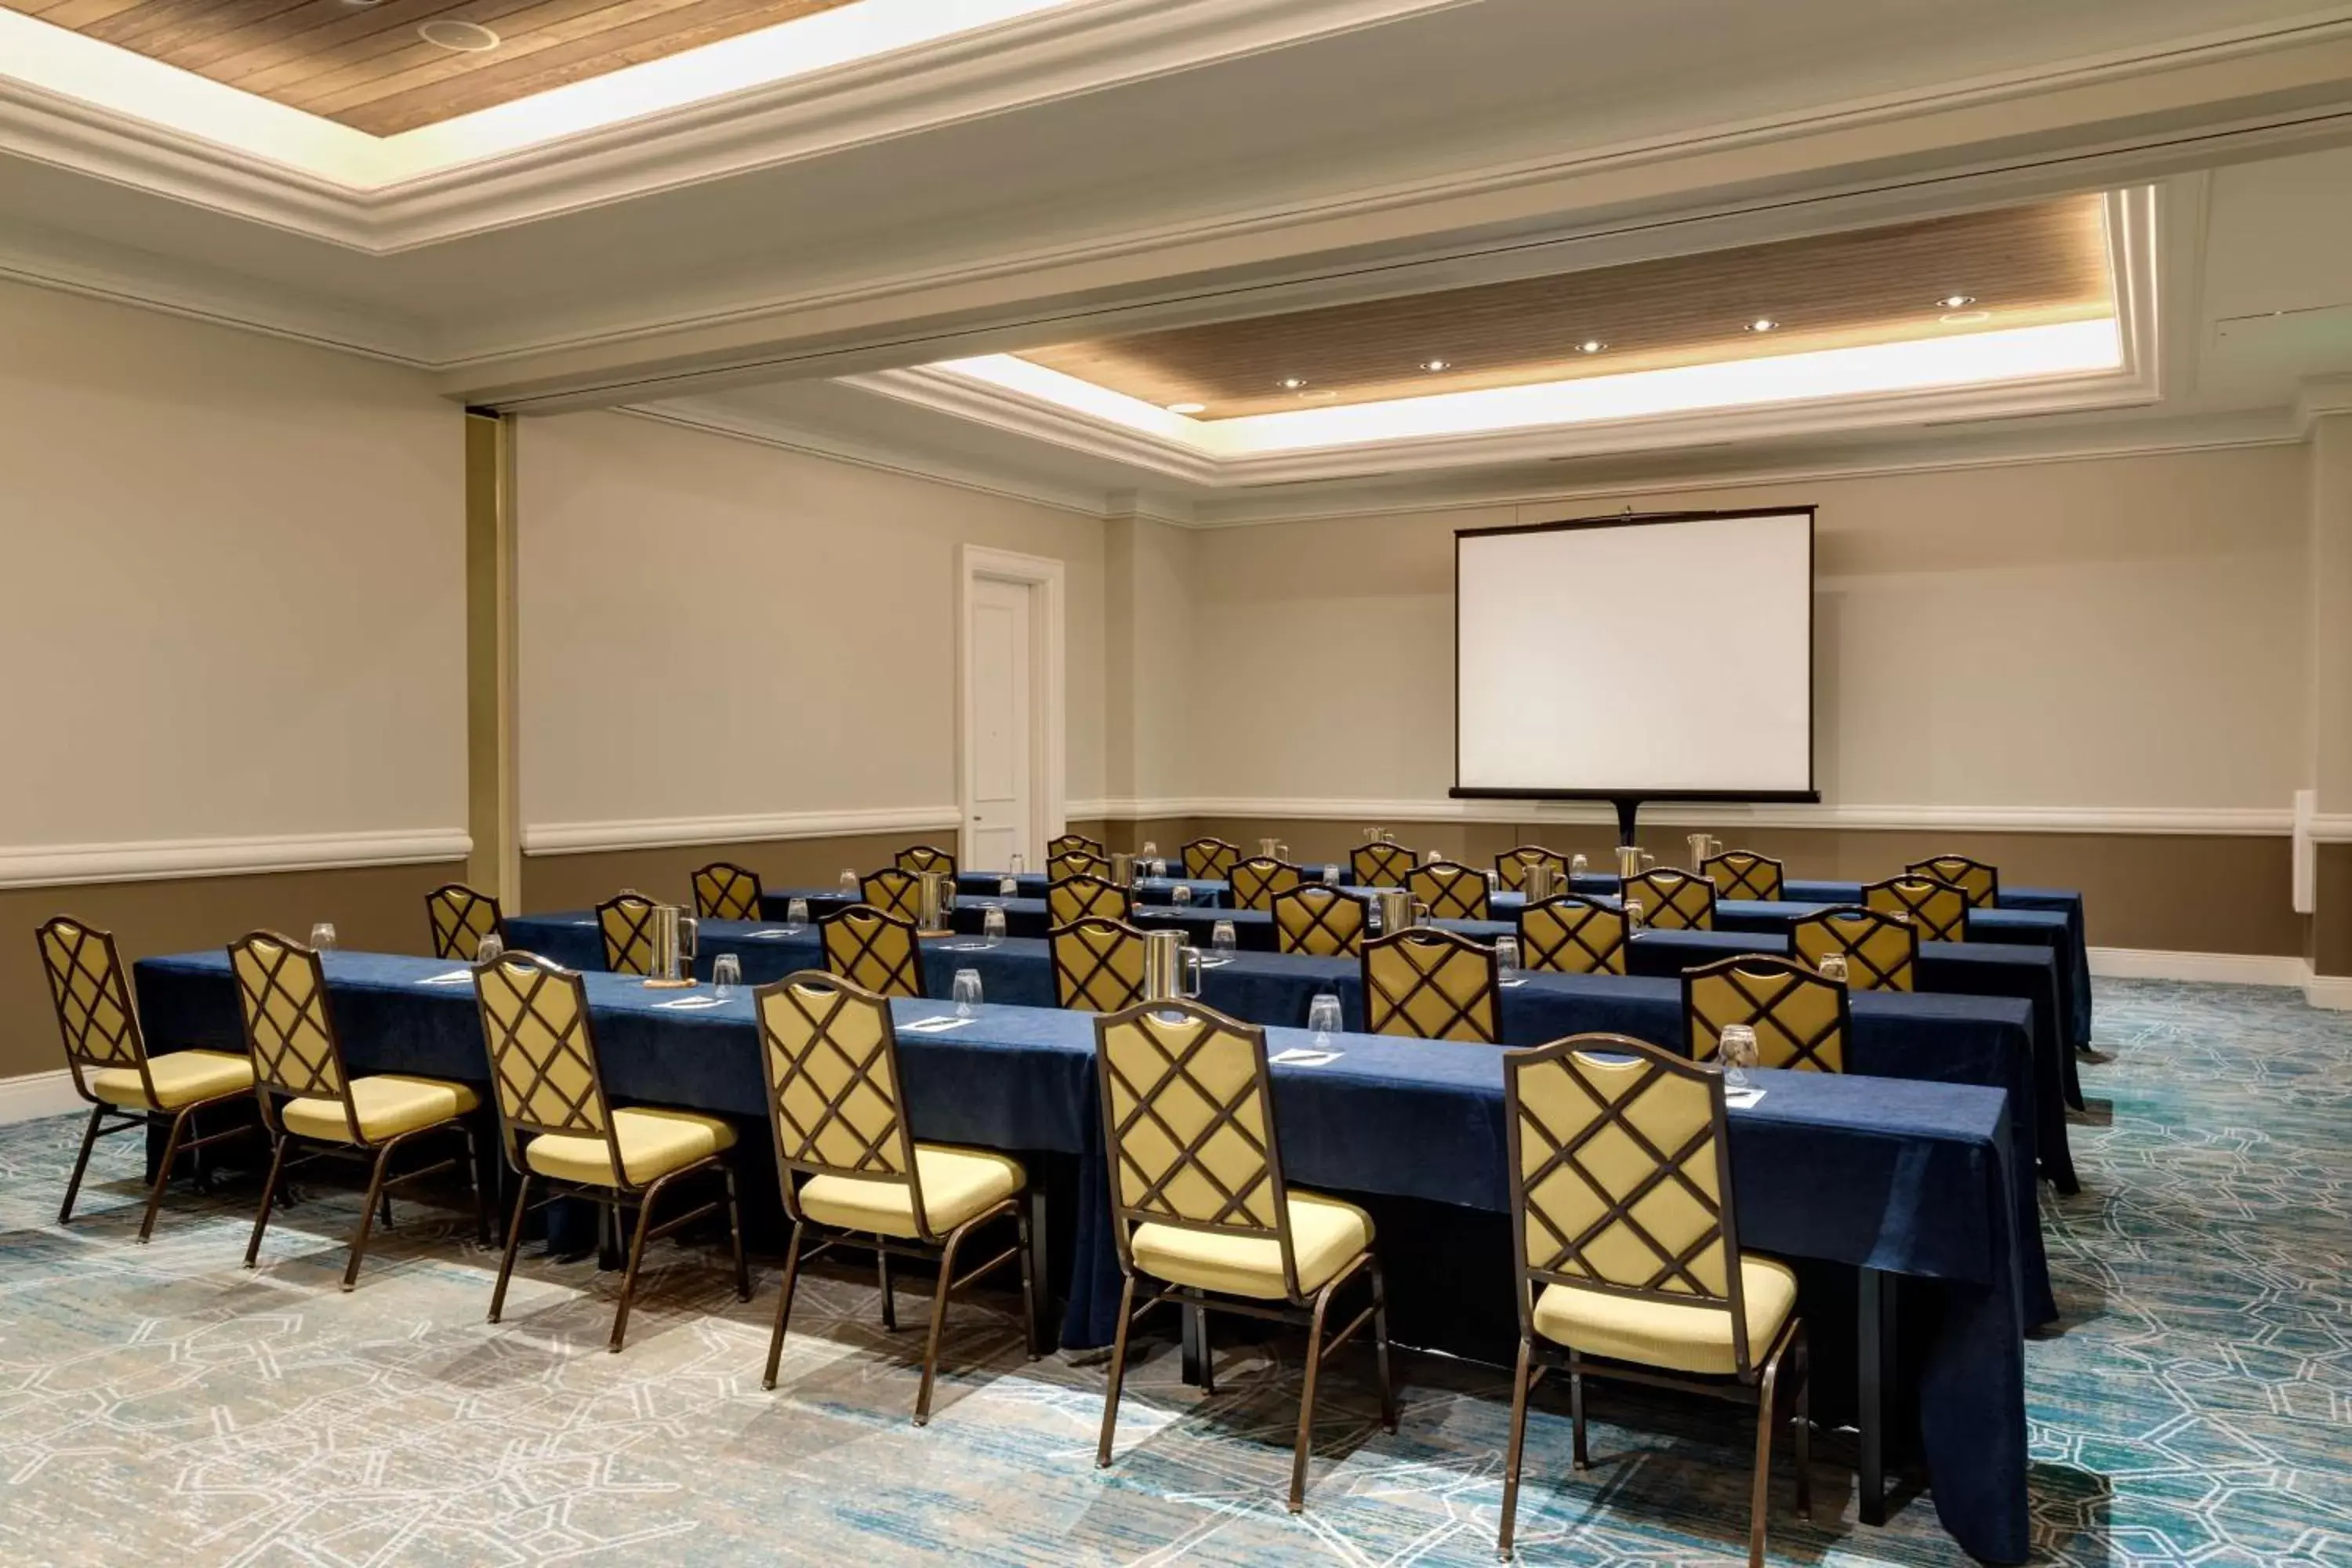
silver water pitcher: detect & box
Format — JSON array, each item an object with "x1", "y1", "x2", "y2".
[
  {"x1": 1615, "y1": 844, "x2": 1643, "y2": 879},
  {"x1": 1523, "y1": 864, "x2": 1558, "y2": 905},
  {"x1": 1689, "y1": 832, "x2": 1713, "y2": 871},
  {"x1": 645, "y1": 905, "x2": 698, "y2": 988},
  {"x1": 1112, "y1": 851, "x2": 1135, "y2": 887},
  {"x1": 1260, "y1": 837, "x2": 1280, "y2": 858},
  {"x1": 917, "y1": 869, "x2": 950, "y2": 932},
  {"x1": 1142, "y1": 929, "x2": 1203, "y2": 1003},
  {"x1": 1373, "y1": 888, "x2": 1413, "y2": 933}
]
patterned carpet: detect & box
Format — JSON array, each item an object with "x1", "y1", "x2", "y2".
[{"x1": 1, "y1": 978, "x2": 2347, "y2": 1566}]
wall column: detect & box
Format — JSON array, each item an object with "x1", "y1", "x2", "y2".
[
  {"x1": 2305, "y1": 400, "x2": 2352, "y2": 998},
  {"x1": 464, "y1": 411, "x2": 521, "y2": 901}
]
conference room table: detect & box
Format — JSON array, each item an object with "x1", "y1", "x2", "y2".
[
  {"x1": 509, "y1": 910, "x2": 2059, "y2": 1315},
  {"x1": 952, "y1": 871, "x2": 1228, "y2": 906},
  {"x1": 131, "y1": 946, "x2": 2037, "y2": 1564}
]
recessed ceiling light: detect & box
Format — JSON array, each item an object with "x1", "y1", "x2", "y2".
[
  {"x1": 1166, "y1": 401, "x2": 1206, "y2": 415},
  {"x1": 1938, "y1": 294, "x2": 1976, "y2": 310},
  {"x1": 1576, "y1": 339, "x2": 1607, "y2": 354},
  {"x1": 1745, "y1": 318, "x2": 1779, "y2": 333},
  {"x1": 419, "y1": 19, "x2": 500, "y2": 51},
  {"x1": 1277, "y1": 376, "x2": 1308, "y2": 390},
  {"x1": 1420, "y1": 358, "x2": 1452, "y2": 372}
]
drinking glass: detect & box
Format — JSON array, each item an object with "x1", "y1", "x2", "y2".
[
  {"x1": 953, "y1": 968, "x2": 983, "y2": 1018},
  {"x1": 1323, "y1": 863, "x2": 1341, "y2": 884},
  {"x1": 1484, "y1": 869, "x2": 1501, "y2": 897},
  {"x1": 310, "y1": 922, "x2": 337, "y2": 950},
  {"x1": 1149, "y1": 858, "x2": 1168, "y2": 879},
  {"x1": 712, "y1": 953, "x2": 742, "y2": 999},
  {"x1": 1494, "y1": 935, "x2": 1519, "y2": 982},
  {"x1": 1423, "y1": 846, "x2": 1441, "y2": 864},
  {"x1": 476, "y1": 933, "x2": 503, "y2": 964},
  {"x1": 786, "y1": 897, "x2": 811, "y2": 932},
  {"x1": 1719, "y1": 1022, "x2": 1759, "y2": 1091},
  {"x1": 1624, "y1": 898, "x2": 1645, "y2": 930},
  {"x1": 1141, "y1": 840, "x2": 1158, "y2": 858},
  {"x1": 1308, "y1": 993, "x2": 1342, "y2": 1047},
  {"x1": 1570, "y1": 853, "x2": 1588, "y2": 877},
  {"x1": 838, "y1": 869, "x2": 858, "y2": 895},
  {"x1": 1211, "y1": 920, "x2": 1237, "y2": 962},
  {"x1": 1000, "y1": 875, "x2": 1019, "y2": 897},
  {"x1": 1009, "y1": 853, "x2": 1025, "y2": 875},
  {"x1": 1818, "y1": 952, "x2": 1849, "y2": 984},
  {"x1": 1171, "y1": 884, "x2": 1192, "y2": 907},
  {"x1": 983, "y1": 907, "x2": 1007, "y2": 946}
]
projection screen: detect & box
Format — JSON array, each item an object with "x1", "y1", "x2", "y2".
[{"x1": 1453, "y1": 509, "x2": 1817, "y2": 800}]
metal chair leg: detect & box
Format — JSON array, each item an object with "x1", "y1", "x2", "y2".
[
  {"x1": 1369, "y1": 1259, "x2": 1397, "y2": 1432},
  {"x1": 1749, "y1": 1345, "x2": 1785, "y2": 1568},
  {"x1": 459, "y1": 1124, "x2": 489, "y2": 1247},
  {"x1": 608, "y1": 1178, "x2": 666, "y2": 1352},
  {"x1": 1497, "y1": 1337, "x2": 1534, "y2": 1560},
  {"x1": 245, "y1": 1132, "x2": 292, "y2": 1268},
  {"x1": 877, "y1": 1247, "x2": 897, "y2": 1331},
  {"x1": 1790, "y1": 1327, "x2": 1813, "y2": 1520},
  {"x1": 58, "y1": 1105, "x2": 107, "y2": 1226},
  {"x1": 723, "y1": 1167, "x2": 750, "y2": 1302},
  {"x1": 1014, "y1": 1203, "x2": 1041, "y2": 1359},
  {"x1": 1095, "y1": 1274, "x2": 1138, "y2": 1468},
  {"x1": 342, "y1": 1142, "x2": 397, "y2": 1291},
  {"x1": 762, "y1": 1221, "x2": 807, "y2": 1391},
  {"x1": 137, "y1": 1108, "x2": 196, "y2": 1244},
  {"x1": 914, "y1": 1221, "x2": 975, "y2": 1426},
  {"x1": 488, "y1": 1171, "x2": 533, "y2": 1323},
  {"x1": 1570, "y1": 1349, "x2": 1590, "y2": 1470},
  {"x1": 1289, "y1": 1280, "x2": 1336, "y2": 1513}
]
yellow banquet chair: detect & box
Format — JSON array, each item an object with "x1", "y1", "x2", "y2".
[
  {"x1": 1182, "y1": 837, "x2": 1241, "y2": 880},
  {"x1": 1623, "y1": 867, "x2": 1718, "y2": 931},
  {"x1": 691, "y1": 862, "x2": 764, "y2": 921},
  {"x1": 1701, "y1": 851, "x2": 1786, "y2": 902},
  {"x1": 1051, "y1": 916, "x2": 1150, "y2": 1012},
  {"x1": 1863, "y1": 875, "x2": 1969, "y2": 943},
  {"x1": 426, "y1": 883, "x2": 506, "y2": 961},
  {"x1": 1684, "y1": 953, "x2": 1851, "y2": 1073},
  {"x1": 1272, "y1": 884, "x2": 1367, "y2": 956},
  {"x1": 820, "y1": 903, "x2": 927, "y2": 999},
  {"x1": 1047, "y1": 872, "x2": 1132, "y2": 927},
  {"x1": 1791, "y1": 905, "x2": 1918, "y2": 992},
  {"x1": 1230, "y1": 855, "x2": 1303, "y2": 913},
  {"x1": 1360, "y1": 927, "x2": 1502, "y2": 1043},
  {"x1": 1906, "y1": 854, "x2": 1998, "y2": 908},
  {"x1": 1515, "y1": 894, "x2": 1629, "y2": 976}
]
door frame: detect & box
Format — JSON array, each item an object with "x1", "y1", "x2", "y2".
[{"x1": 958, "y1": 545, "x2": 1066, "y2": 862}]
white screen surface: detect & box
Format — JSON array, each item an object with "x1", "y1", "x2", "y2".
[{"x1": 1455, "y1": 512, "x2": 1813, "y2": 795}]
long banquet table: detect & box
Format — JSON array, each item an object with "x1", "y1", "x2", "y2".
[{"x1": 131, "y1": 946, "x2": 2035, "y2": 1563}]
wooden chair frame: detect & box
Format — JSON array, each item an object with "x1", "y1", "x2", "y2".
[
  {"x1": 861, "y1": 866, "x2": 925, "y2": 925},
  {"x1": 38, "y1": 915, "x2": 259, "y2": 1242},
  {"x1": 426, "y1": 884, "x2": 507, "y2": 961},
  {"x1": 1349, "y1": 840, "x2": 1417, "y2": 889},
  {"x1": 691, "y1": 862, "x2": 764, "y2": 921},
  {"x1": 1048, "y1": 833, "x2": 1105, "y2": 861},
  {"x1": 1791, "y1": 906, "x2": 1918, "y2": 992},
  {"x1": 1864, "y1": 875, "x2": 1970, "y2": 942},
  {"x1": 1091, "y1": 999, "x2": 1394, "y2": 1511},
  {"x1": 1701, "y1": 851, "x2": 1786, "y2": 902},
  {"x1": 895, "y1": 844, "x2": 959, "y2": 880},
  {"x1": 1495, "y1": 846, "x2": 1570, "y2": 892},
  {"x1": 1272, "y1": 884, "x2": 1367, "y2": 956},
  {"x1": 596, "y1": 892, "x2": 659, "y2": 976},
  {"x1": 1623, "y1": 867, "x2": 1718, "y2": 931},
  {"x1": 1410, "y1": 858, "x2": 1491, "y2": 920},
  {"x1": 1047, "y1": 873, "x2": 1133, "y2": 927},
  {"x1": 477, "y1": 952, "x2": 750, "y2": 1352},
  {"x1": 820, "y1": 903, "x2": 927, "y2": 999},
  {"x1": 1229, "y1": 856, "x2": 1304, "y2": 913},
  {"x1": 1181, "y1": 837, "x2": 1241, "y2": 880},
  {"x1": 1907, "y1": 855, "x2": 1998, "y2": 908},
  {"x1": 1047, "y1": 848, "x2": 1110, "y2": 882},
  {"x1": 1516, "y1": 894, "x2": 1629, "y2": 976},
  {"x1": 754, "y1": 970, "x2": 1037, "y2": 1421},
  {"x1": 1051, "y1": 916, "x2": 1150, "y2": 1012},
  {"x1": 1361, "y1": 927, "x2": 1502, "y2": 1043},
  {"x1": 1497, "y1": 1033, "x2": 1808, "y2": 1563},
  {"x1": 1683, "y1": 953, "x2": 1852, "y2": 1073},
  {"x1": 230, "y1": 931, "x2": 488, "y2": 1292}
]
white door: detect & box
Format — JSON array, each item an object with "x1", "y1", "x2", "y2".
[{"x1": 966, "y1": 575, "x2": 1034, "y2": 871}]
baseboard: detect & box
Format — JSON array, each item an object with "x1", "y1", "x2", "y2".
[
  {"x1": 0, "y1": 1068, "x2": 82, "y2": 1125},
  {"x1": 2089, "y1": 945, "x2": 2352, "y2": 1008},
  {"x1": 2304, "y1": 972, "x2": 2352, "y2": 1010}
]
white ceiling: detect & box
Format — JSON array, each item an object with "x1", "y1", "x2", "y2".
[{"x1": 5, "y1": 0, "x2": 2352, "y2": 517}]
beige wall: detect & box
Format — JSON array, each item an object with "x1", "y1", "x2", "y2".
[
  {"x1": 512, "y1": 412, "x2": 1109, "y2": 834},
  {"x1": 1185, "y1": 449, "x2": 2310, "y2": 811},
  {"x1": 0, "y1": 281, "x2": 468, "y2": 850}
]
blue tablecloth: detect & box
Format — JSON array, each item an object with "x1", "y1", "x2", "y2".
[
  {"x1": 506, "y1": 912, "x2": 2055, "y2": 1324},
  {"x1": 950, "y1": 872, "x2": 1227, "y2": 907},
  {"x1": 130, "y1": 946, "x2": 2030, "y2": 1563}
]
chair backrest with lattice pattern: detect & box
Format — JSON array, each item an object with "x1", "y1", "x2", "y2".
[
  {"x1": 1505, "y1": 1033, "x2": 1753, "y2": 1370},
  {"x1": 1229, "y1": 856, "x2": 1303, "y2": 913},
  {"x1": 691, "y1": 862, "x2": 763, "y2": 921},
  {"x1": 1494, "y1": 846, "x2": 1569, "y2": 891},
  {"x1": 1362, "y1": 927, "x2": 1501, "y2": 1043},
  {"x1": 1047, "y1": 848, "x2": 1109, "y2": 882},
  {"x1": 1410, "y1": 858, "x2": 1490, "y2": 920},
  {"x1": 426, "y1": 884, "x2": 506, "y2": 960},
  {"x1": 819, "y1": 903, "x2": 925, "y2": 999},
  {"x1": 1516, "y1": 894, "x2": 1628, "y2": 975},
  {"x1": 1047, "y1": 873, "x2": 1132, "y2": 927},
  {"x1": 1349, "y1": 840, "x2": 1416, "y2": 888},
  {"x1": 858, "y1": 866, "x2": 924, "y2": 925},
  {"x1": 474, "y1": 951, "x2": 622, "y2": 1175},
  {"x1": 229, "y1": 931, "x2": 358, "y2": 1136},
  {"x1": 1271, "y1": 885, "x2": 1367, "y2": 956},
  {"x1": 597, "y1": 893, "x2": 659, "y2": 975},
  {"x1": 1791, "y1": 905, "x2": 1917, "y2": 991},
  {"x1": 1700, "y1": 851, "x2": 1784, "y2": 902},
  {"x1": 1181, "y1": 837, "x2": 1240, "y2": 880},
  {"x1": 1050, "y1": 917, "x2": 1149, "y2": 1012},
  {"x1": 1907, "y1": 855, "x2": 1998, "y2": 908},
  {"x1": 37, "y1": 916, "x2": 153, "y2": 1102},
  {"x1": 1094, "y1": 1000, "x2": 1304, "y2": 1297},
  {"x1": 896, "y1": 844, "x2": 957, "y2": 880},
  {"x1": 1684, "y1": 954, "x2": 1849, "y2": 1073},
  {"x1": 1864, "y1": 875, "x2": 1969, "y2": 942},
  {"x1": 753, "y1": 971, "x2": 938, "y2": 1232},
  {"x1": 1049, "y1": 833, "x2": 1105, "y2": 862},
  {"x1": 1623, "y1": 867, "x2": 1717, "y2": 931}
]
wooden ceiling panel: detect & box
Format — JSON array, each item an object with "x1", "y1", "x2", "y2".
[
  {"x1": 1021, "y1": 195, "x2": 2114, "y2": 419},
  {"x1": 2, "y1": 0, "x2": 861, "y2": 135}
]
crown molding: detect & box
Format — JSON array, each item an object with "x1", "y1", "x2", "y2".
[
  {"x1": 0, "y1": 829, "x2": 470, "y2": 890},
  {"x1": 1074, "y1": 797, "x2": 2295, "y2": 836},
  {"x1": 521, "y1": 806, "x2": 961, "y2": 856}
]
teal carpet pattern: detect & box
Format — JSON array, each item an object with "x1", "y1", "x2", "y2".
[{"x1": 0, "y1": 978, "x2": 2346, "y2": 1566}]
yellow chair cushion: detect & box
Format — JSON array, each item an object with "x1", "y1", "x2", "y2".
[
  {"x1": 797, "y1": 1143, "x2": 1025, "y2": 1239},
  {"x1": 89, "y1": 1049, "x2": 253, "y2": 1112},
  {"x1": 524, "y1": 1106, "x2": 737, "y2": 1188},
  {"x1": 1532, "y1": 1254, "x2": 1798, "y2": 1376},
  {"x1": 281, "y1": 1075, "x2": 479, "y2": 1145},
  {"x1": 1131, "y1": 1190, "x2": 1373, "y2": 1301}
]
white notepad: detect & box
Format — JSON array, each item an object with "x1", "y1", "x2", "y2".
[
  {"x1": 416, "y1": 971, "x2": 474, "y2": 986},
  {"x1": 902, "y1": 1014, "x2": 978, "y2": 1033},
  {"x1": 1269, "y1": 1047, "x2": 1343, "y2": 1067},
  {"x1": 655, "y1": 995, "x2": 725, "y2": 1011},
  {"x1": 1723, "y1": 1087, "x2": 1766, "y2": 1108}
]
